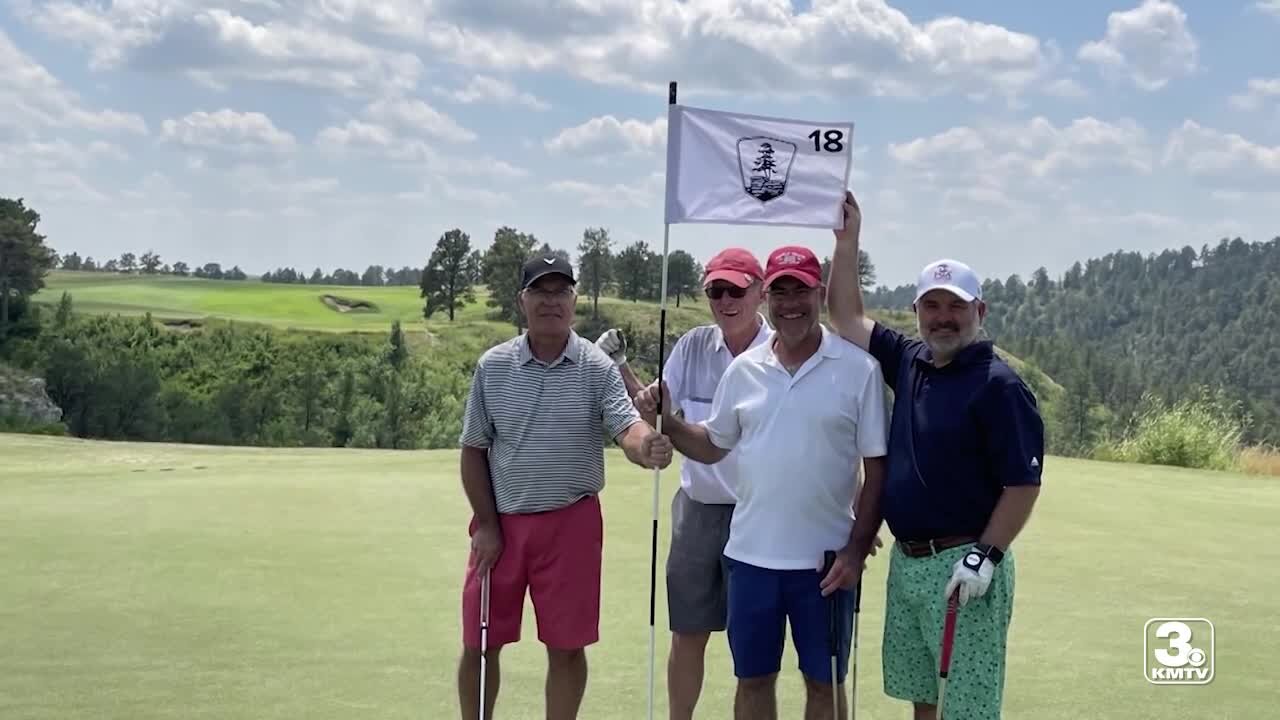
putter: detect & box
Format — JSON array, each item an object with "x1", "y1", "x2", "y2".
[
  {"x1": 479, "y1": 568, "x2": 491, "y2": 720},
  {"x1": 822, "y1": 551, "x2": 840, "y2": 720},
  {"x1": 936, "y1": 589, "x2": 960, "y2": 720}
]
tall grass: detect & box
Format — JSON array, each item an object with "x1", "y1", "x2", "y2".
[
  {"x1": 1239, "y1": 446, "x2": 1280, "y2": 477},
  {"x1": 1096, "y1": 388, "x2": 1248, "y2": 471}
]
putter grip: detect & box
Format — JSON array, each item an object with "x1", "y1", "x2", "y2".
[{"x1": 822, "y1": 551, "x2": 837, "y2": 642}]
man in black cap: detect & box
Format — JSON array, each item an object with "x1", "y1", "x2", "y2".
[{"x1": 456, "y1": 253, "x2": 674, "y2": 720}]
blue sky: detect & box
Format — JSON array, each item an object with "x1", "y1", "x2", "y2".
[{"x1": 2, "y1": 0, "x2": 1278, "y2": 286}]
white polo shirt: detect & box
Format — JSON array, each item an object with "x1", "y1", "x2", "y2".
[
  {"x1": 664, "y1": 316, "x2": 773, "y2": 505},
  {"x1": 703, "y1": 326, "x2": 889, "y2": 570}
]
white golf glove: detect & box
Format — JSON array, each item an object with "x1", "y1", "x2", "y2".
[
  {"x1": 944, "y1": 544, "x2": 1003, "y2": 607},
  {"x1": 595, "y1": 328, "x2": 627, "y2": 366}
]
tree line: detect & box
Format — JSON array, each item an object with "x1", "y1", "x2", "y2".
[
  {"x1": 416, "y1": 226, "x2": 708, "y2": 324},
  {"x1": 865, "y1": 237, "x2": 1280, "y2": 449}
]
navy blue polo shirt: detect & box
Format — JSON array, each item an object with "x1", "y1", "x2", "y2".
[{"x1": 868, "y1": 322, "x2": 1044, "y2": 542}]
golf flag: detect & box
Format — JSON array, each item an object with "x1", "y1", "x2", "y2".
[{"x1": 663, "y1": 104, "x2": 854, "y2": 229}]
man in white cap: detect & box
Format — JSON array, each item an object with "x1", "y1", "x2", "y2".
[{"x1": 823, "y1": 191, "x2": 1044, "y2": 720}]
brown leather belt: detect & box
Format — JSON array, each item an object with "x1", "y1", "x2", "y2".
[{"x1": 897, "y1": 536, "x2": 978, "y2": 558}]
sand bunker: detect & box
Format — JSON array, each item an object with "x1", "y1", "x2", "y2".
[
  {"x1": 321, "y1": 294, "x2": 379, "y2": 313},
  {"x1": 161, "y1": 319, "x2": 204, "y2": 332}
]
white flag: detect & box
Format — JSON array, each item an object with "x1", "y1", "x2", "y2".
[{"x1": 663, "y1": 104, "x2": 854, "y2": 229}]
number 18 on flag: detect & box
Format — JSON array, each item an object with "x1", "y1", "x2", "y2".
[{"x1": 663, "y1": 103, "x2": 855, "y2": 229}]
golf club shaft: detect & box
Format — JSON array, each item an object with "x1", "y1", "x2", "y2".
[
  {"x1": 480, "y1": 569, "x2": 490, "y2": 720},
  {"x1": 850, "y1": 581, "x2": 860, "y2": 720},
  {"x1": 822, "y1": 550, "x2": 838, "y2": 720}
]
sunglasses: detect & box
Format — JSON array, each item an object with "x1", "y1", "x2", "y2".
[{"x1": 705, "y1": 285, "x2": 748, "y2": 299}]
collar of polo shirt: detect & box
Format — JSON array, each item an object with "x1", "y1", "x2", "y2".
[
  {"x1": 762, "y1": 324, "x2": 844, "y2": 372},
  {"x1": 713, "y1": 313, "x2": 772, "y2": 353},
  {"x1": 519, "y1": 330, "x2": 581, "y2": 367}
]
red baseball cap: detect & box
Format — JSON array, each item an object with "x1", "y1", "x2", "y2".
[
  {"x1": 763, "y1": 245, "x2": 823, "y2": 288},
  {"x1": 702, "y1": 247, "x2": 764, "y2": 289}
]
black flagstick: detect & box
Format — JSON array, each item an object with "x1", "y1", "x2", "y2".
[{"x1": 647, "y1": 79, "x2": 677, "y2": 720}]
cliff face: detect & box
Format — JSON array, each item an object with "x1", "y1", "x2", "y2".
[{"x1": 0, "y1": 365, "x2": 63, "y2": 425}]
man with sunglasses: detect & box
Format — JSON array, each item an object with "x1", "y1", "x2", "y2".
[{"x1": 595, "y1": 247, "x2": 771, "y2": 720}]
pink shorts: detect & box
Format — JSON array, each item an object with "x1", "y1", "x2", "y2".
[{"x1": 462, "y1": 495, "x2": 603, "y2": 650}]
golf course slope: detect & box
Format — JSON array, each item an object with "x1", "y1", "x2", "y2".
[{"x1": 2, "y1": 434, "x2": 1273, "y2": 719}]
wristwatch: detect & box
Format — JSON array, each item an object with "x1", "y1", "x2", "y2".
[{"x1": 963, "y1": 543, "x2": 1004, "y2": 570}]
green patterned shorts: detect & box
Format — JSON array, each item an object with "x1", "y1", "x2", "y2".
[{"x1": 881, "y1": 541, "x2": 1015, "y2": 719}]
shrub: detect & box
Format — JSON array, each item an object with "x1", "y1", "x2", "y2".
[{"x1": 1099, "y1": 389, "x2": 1247, "y2": 471}]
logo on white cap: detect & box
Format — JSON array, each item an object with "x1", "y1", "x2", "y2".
[{"x1": 916, "y1": 259, "x2": 982, "y2": 303}]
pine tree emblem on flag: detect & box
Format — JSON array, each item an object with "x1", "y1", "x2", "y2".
[{"x1": 738, "y1": 137, "x2": 795, "y2": 202}]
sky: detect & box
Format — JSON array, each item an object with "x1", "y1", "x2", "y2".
[{"x1": 2, "y1": 0, "x2": 1279, "y2": 287}]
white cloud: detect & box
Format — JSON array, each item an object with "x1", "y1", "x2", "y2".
[
  {"x1": 161, "y1": 109, "x2": 296, "y2": 152},
  {"x1": 20, "y1": 3, "x2": 423, "y2": 95},
  {"x1": 420, "y1": 0, "x2": 1058, "y2": 101},
  {"x1": 1229, "y1": 78, "x2": 1280, "y2": 111},
  {"x1": 545, "y1": 115, "x2": 666, "y2": 155},
  {"x1": 315, "y1": 121, "x2": 396, "y2": 150},
  {"x1": 548, "y1": 173, "x2": 664, "y2": 209},
  {"x1": 897, "y1": 117, "x2": 1153, "y2": 177},
  {"x1": 1254, "y1": 1, "x2": 1280, "y2": 19},
  {"x1": 1078, "y1": 0, "x2": 1198, "y2": 91},
  {"x1": 439, "y1": 75, "x2": 549, "y2": 111},
  {"x1": 1045, "y1": 78, "x2": 1090, "y2": 99},
  {"x1": 0, "y1": 27, "x2": 147, "y2": 135},
  {"x1": 887, "y1": 116, "x2": 1153, "y2": 215},
  {"x1": 1162, "y1": 120, "x2": 1280, "y2": 187},
  {"x1": 18, "y1": 1, "x2": 1068, "y2": 102},
  {"x1": 365, "y1": 97, "x2": 476, "y2": 142}
]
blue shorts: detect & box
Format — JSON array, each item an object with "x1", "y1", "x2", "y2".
[{"x1": 725, "y1": 556, "x2": 856, "y2": 683}]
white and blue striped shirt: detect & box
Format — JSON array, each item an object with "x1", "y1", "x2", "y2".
[{"x1": 460, "y1": 330, "x2": 642, "y2": 514}]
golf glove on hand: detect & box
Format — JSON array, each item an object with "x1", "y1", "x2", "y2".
[
  {"x1": 944, "y1": 543, "x2": 1003, "y2": 607},
  {"x1": 595, "y1": 328, "x2": 627, "y2": 366}
]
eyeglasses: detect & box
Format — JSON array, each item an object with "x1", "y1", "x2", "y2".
[
  {"x1": 706, "y1": 286, "x2": 748, "y2": 299},
  {"x1": 525, "y1": 287, "x2": 576, "y2": 300}
]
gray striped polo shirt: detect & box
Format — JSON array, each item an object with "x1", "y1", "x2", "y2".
[{"x1": 460, "y1": 330, "x2": 643, "y2": 514}]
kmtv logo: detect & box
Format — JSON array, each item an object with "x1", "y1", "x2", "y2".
[{"x1": 1144, "y1": 618, "x2": 1214, "y2": 685}]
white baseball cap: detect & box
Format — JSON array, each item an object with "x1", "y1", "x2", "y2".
[{"x1": 914, "y1": 259, "x2": 983, "y2": 304}]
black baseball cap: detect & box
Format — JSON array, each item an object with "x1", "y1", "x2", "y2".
[{"x1": 521, "y1": 255, "x2": 576, "y2": 289}]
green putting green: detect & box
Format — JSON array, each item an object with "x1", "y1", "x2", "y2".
[{"x1": 1, "y1": 434, "x2": 1272, "y2": 718}]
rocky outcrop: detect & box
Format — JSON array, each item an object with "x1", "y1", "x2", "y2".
[{"x1": 0, "y1": 365, "x2": 63, "y2": 425}]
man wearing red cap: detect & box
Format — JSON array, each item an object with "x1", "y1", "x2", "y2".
[
  {"x1": 636, "y1": 245, "x2": 888, "y2": 719},
  {"x1": 596, "y1": 247, "x2": 772, "y2": 720}
]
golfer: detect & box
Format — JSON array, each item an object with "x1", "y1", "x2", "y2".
[
  {"x1": 637, "y1": 244, "x2": 888, "y2": 720},
  {"x1": 456, "y1": 254, "x2": 674, "y2": 720},
  {"x1": 595, "y1": 247, "x2": 772, "y2": 720},
  {"x1": 823, "y1": 191, "x2": 1044, "y2": 720}
]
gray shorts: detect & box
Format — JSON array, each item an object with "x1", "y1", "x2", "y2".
[{"x1": 666, "y1": 487, "x2": 734, "y2": 634}]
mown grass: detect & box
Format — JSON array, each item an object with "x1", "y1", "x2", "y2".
[
  {"x1": 0, "y1": 434, "x2": 1273, "y2": 719},
  {"x1": 32, "y1": 271, "x2": 721, "y2": 337}
]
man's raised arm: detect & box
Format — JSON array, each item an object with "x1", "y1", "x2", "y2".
[{"x1": 826, "y1": 191, "x2": 875, "y2": 351}]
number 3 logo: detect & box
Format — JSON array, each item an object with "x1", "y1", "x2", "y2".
[{"x1": 1153, "y1": 621, "x2": 1194, "y2": 667}]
